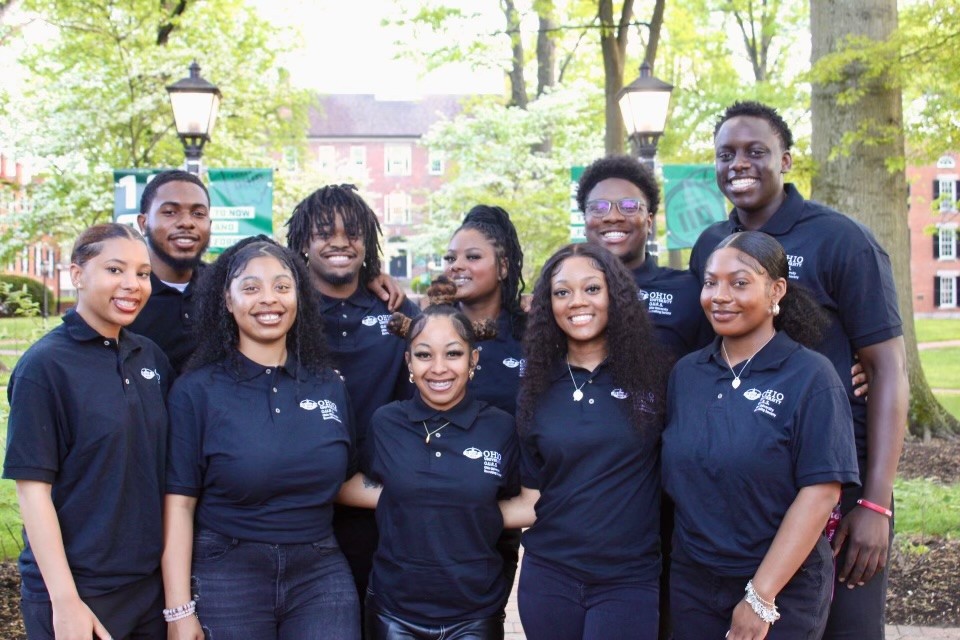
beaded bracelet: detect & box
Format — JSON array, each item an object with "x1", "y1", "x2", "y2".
[
  {"x1": 744, "y1": 581, "x2": 780, "y2": 624},
  {"x1": 856, "y1": 498, "x2": 893, "y2": 518},
  {"x1": 162, "y1": 600, "x2": 196, "y2": 623}
]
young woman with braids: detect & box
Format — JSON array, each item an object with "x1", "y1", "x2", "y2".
[
  {"x1": 499, "y1": 242, "x2": 671, "y2": 640},
  {"x1": 162, "y1": 237, "x2": 369, "y2": 640},
  {"x1": 663, "y1": 231, "x2": 859, "y2": 640},
  {"x1": 360, "y1": 277, "x2": 520, "y2": 639}
]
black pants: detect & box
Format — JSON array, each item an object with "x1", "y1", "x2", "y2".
[
  {"x1": 364, "y1": 595, "x2": 503, "y2": 640},
  {"x1": 20, "y1": 571, "x2": 164, "y2": 640},
  {"x1": 494, "y1": 527, "x2": 521, "y2": 617},
  {"x1": 670, "y1": 537, "x2": 833, "y2": 640}
]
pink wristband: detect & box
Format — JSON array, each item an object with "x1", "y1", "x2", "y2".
[{"x1": 856, "y1": 498, "x2": 892, "y2": 518}]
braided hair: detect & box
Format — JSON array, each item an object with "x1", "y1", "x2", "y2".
[
  {"x1": 387, "y1": 276, "x2": 497, "y2": 347},
  {"x1": 285, "y1": 184, "x2": 383, "y2": 285},
  {"x1": 452, "y1": 205, "x2": 526, "y2": 339}
]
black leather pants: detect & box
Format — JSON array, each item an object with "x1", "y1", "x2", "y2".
[{"x1": 364, "y1": 597, "x2": 504, "y2": 640}]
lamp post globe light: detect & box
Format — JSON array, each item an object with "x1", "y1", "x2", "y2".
[
  {"x1": 617, "y1": 60, "x2": 674, "y2": 258},
  {"x1": 166, "y1": 61, "x2": 221, "y2": 175}
]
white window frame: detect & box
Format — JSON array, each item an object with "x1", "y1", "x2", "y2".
[
  {"x1": 939, "y1": 274, "x2": 957, "y2": 308},
  {"x1": 350, "y1": 145, "x2": 366, "y2": 171},
  {"x1": 938, "y1": 176, "x2": 957, "y2": 212},
  {"x1": 317, "y1": 145, "x2": 335, "y2": 171},
  {"x1": 428, "y1": 151, "x2": 444, "y2": 176},
  {"x1": 939, "y1": 224, "x2": 958, "y2": 260},
  {"x1": 384, "y1": 192, "x2": 411, "y2": 225},
  {"x1": 384, "y1": 144, "x2": 412, "y2": 176},
  {"x1": 937, "y1": 155, "x2": 956, "y2": 169},
  {"x1": 282, "y1": 146, "x2": 300, "y2": 171}
]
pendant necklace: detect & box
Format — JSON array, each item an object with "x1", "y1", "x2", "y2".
[
  {"x1": 721, "y1": 332, "x2": 776, "y2": 389},
  {"x1": 566, "y1": 358, "x2": 587, "y2": 402},
  {"x1": 423, "y1": 421, "x2": 450, "y2": 444}
]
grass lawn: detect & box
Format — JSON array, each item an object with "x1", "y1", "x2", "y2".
[
  {"x1": 915, "y1": 318, "x2": 960, "y2": 343},
  {"x1": 0, "y1": 316, "x2": 56, "y2": 354},
  {"x1": 895, "y1": 477, "x2": 960, "y2": 538},
  {"x1": 919, "y1": 348, "x2": 960, "y2": 389},
  {"x1": 0, "y1": 396, "x2": 21, "y2": 560},
  {"x1": 936, "y1": 394, "x2": 960, "y2": 420}
]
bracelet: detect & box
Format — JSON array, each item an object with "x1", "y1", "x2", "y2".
[
  {"x1": 744, "y1": 580, "x2": 780, "y2": 625},
  {"x1": 856, "y1": 498, "x2": 893, "y2": 518},
  {"x1": 162, "y1": 600, "x2": 196, "y2": 622}
]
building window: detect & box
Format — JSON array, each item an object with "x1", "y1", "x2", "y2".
[
  {"x1": 428, "y1": 151, "x2": 444, "y2": 175},
  {"x1": 384, "y1": 192, "x2": 411, "y2": 224},
  {"x1": 940, "y1": 226, "x2": 958, "y2": 260},
  {"x1": 350, "y1": 146, "x2": 366, "y2": 171},
  {"x1": 385, "y1": 144, "x2": 412, "y2": 176},
  {"x1": 282, "y1": 147, "x2": 300, "y2": 171},
  {"x1": 937, "y1": 155, "x2": 956, "y2": 169},
  {"x1": 317, "y1": 145, "x2": 335, "y2": 171},
  {"x1": 939, "y1": 275, "x2": 957, "y2": 308},
  {"x1": 937, "y1": 177, "x2": 957, "y2": 212}
]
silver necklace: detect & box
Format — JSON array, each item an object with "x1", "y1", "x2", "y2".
[
  {"x1": 721, "y1": 332, "x2": 776, "y2": 389},
  {"x1": 422, "y1": 421, "x2": 450, "y2": 444},
  {"x1": 566, "y1": 359, "x2": 587, "y2": 401}
]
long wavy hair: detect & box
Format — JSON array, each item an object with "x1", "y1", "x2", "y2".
[
  {"x1": 709, "y1": 231, "x2": 828, "y2": 348},
  {"x1": 186, "y1": 235, "x2": 332, "y2": 376},
  {"x1": 518, "y1": 243, "x2": 670, "y2": 433},
  {"x1": 451, "y1": 205, "x2": 526, "y2": 340}
]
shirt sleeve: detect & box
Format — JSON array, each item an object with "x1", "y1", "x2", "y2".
[
  {"x1": 519, "y1": 431, "x2": 543, "y2": 490},
  {"x1": 831, "y1": 242, "x2": 902, "y2": 350},
  {"x1": 165, "y1": 378, "x2": 205, "y2": 497},
  {"x1": 792, "y1": 366, "x2": 861, "y2": 489},
  {"x1": 499, "y1": 425, "x2": 521, "y2": 500},
  {"x1": 363, "y1": 407, "x2": 386, "y2": 484},
  {"x1": 339, "y1": 381, "x2": 359, "y2": 479},
  {"x1": 3, "y1": 374, "x2": 61, "y2": 483}
]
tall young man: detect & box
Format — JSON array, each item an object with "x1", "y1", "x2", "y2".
[
  {"x1": 689, "y1": 101, "x2": 908, "y2": 639},
  {"x1": 286, "y1": 184, "x2": 420, "y2": 617}
]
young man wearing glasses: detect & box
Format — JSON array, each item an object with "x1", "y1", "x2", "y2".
[{"x1": 578, "y1": 155, "x2": 713, "y2": 359}]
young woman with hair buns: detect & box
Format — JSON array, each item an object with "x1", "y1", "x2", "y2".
[{"x1": 361, "y1": 277, "x2": 520, "y2": 640}]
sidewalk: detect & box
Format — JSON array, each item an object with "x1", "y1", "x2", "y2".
[{"x1": 502, "y1": 552, "x2": 960, "y2": 639}]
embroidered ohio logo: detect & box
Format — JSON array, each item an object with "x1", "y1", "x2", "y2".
[
  {"x1": 503, "y1": 357, "x2": 521, "y2": 369},
  {"x1": 611, "y1": 388, "x2": 629, "y2": 400},
  {"x1": 140, "y1": 368, "x2": 158, "y2": 381},
  {"x1": 361, "y1": 316, "x2": 378, "y2": 327},
  {"x1": 753, "y1": 389, "x2": 785, "y2": 418},
  {"x1": 463, "y1": 447, "x2": 483, "y2": 460},
  {"x1": 362, "y1": 314, "x2": 392, "y2": 336},
  {"x1": 483, "y1": 450, "x2": 503, "y2": 477},
  {"x1": 637, "y1": 289, "x2": 650, "y2": 301},
  {"x1": 743, "y1": 388, "x2": 762, "y2": 401},
  {"x1": 300, "y1": 400, "x2": 318, "y2": 410}
]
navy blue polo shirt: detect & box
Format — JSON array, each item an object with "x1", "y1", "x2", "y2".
[
  {"x1": 520, "y1": 360, "x2": 661, "y2": 584},
  {"x1": 320, "y1": 287, "x2": 420, "y2": 445},
  {"x1": 662, "y1": 332, "x2": 860, "y2": 575},
  {"x1": 469, "y1": 310, "x2": 525, "y2": 415},
  {"x1": 689, "y1": 184, "x2": 902, "y2": 466},
  {"x1": 364, "y1": 392, "x2": 519, "y2": 624},
  {"x1": 128, "y1": 264, "x2": 206, "y2": 373},
  {"x1": 166, "y1": 354, "x2": 356, "y2": 544},
  {"x1": 633, "y1": 255, "x2": 714, "y2": 358},
  {"x1": 3, "y1": 310, "x2": 172, "y2": 600}
]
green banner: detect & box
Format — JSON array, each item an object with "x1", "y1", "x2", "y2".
[
  {"x1": 662, "y1": 165, "x2": 727, "y2": 250},
  {"x1": 570, "y1": 166, "x2": 586, "y2": 243},
  {"x1": 113, "y1": 168, "x2": 274, "y2": 253}
]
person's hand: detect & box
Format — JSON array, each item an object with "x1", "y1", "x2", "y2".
[
  {"x1": 168, "y1": 615, "x2": 204, "y2": 640},
  {"x1": 832, "y1": 506, "x2": 890, "y2": 587},
  {"x1": 367, "y1": 274, "x2": 406, "y2": 311},
  {"x1": 727, "y1": 599, "x2": 770, "y2": 640},
  {"x1": 851, "y1": 360, "x2": 869, "y2": 399},
  {"x1": 52, "y1": 596, "x2": 112, "y2": 640}
]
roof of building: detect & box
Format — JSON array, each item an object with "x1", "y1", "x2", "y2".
[{"x1": 308, "y1": 94, "x2": 464, "y2": 139}]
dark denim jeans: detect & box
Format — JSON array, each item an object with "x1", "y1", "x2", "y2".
[
  {"x1": 670, "y1": 536, "x2": 833, "y2": 640},
  {"x1": 517, "y1": 554, "x2": 659, "y2": 640},
  {"x1": 192, "y1": 529, "x2": 360, "y2": 640}
]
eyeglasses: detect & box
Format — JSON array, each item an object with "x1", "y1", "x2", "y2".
[{"x1": 584, "y1": 198, "x2": 648, "y2": 218}]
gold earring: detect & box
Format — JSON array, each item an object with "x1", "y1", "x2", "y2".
[{"x1": 469, "y1": 369, "x2": 475, "y2": 380}]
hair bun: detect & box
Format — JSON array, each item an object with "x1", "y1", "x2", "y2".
[
  {"x1": 426, "y1": 275, "x2": 458, "y2": 306},
  {"x1": 472, "y1": 318, "x2": 498, "y2": 341},
  {"x1": 386, "y1": 312, "x2": 413, "y2": 338}
]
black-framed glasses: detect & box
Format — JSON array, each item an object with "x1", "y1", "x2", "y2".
[{"x1": 584, "y1": 198, "x2": 648, "y2": 218}]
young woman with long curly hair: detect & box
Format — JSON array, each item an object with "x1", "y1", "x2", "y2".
[{"x1": 500, "y1": 242, "x2": 671, "y2": 640}]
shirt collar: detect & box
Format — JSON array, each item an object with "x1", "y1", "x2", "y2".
[
  {"x1": 404, "y1": 391, "x2": 480, "y2": 430},
  {"x1": 230, "y1": 350, "x2": 307, "y2": 382},
  {"x1": 61, "y1": 309, "x2": 142, "y2": 356},
  {"x1": 148, "y1": 262, "x2": 205, "y2": 295},
  {"x1": 698, "y1": 331, "x2": 800, "y2": 376},
  {"x1": 319, "y1": 284, "x2": 378, "y2": 313},
  {"x1": 549, "y1": 356, "x2": 610, "y2": 383},
  {"x1": 729, "y1": 183, "x2": 804, "y2": 236},
  {"x1": 631, "y1": 254, "x2": 659, "y2": 283}
]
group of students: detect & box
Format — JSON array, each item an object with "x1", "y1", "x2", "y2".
[{"x1": 3, "y1": 99, "x2": 907, "y2": 640}]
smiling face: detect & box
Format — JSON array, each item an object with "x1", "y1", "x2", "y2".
[
  {"x1": 714, "y1": 115, "x2": 792, "y2": 225},
  {"x1": 71, "y1": 237, "x2": 153, "y2": 339},
  {"x1": 137, "y1": 180, "x2": 211, "y2": 277},
  {"x1": 406, "y1": 315, "x2": 479, "y2": 412},
  {"x1": 550, "y1": 255, "x2": 610, "y2": 350},
  {"x1": 700, "y1": 246, "x2": 785, "y2": 343},
  {"x1": 303, "y1": 211, "x2": 366, "y2": 293},
  {"x1": 443, "y1": 228, "x2": 505, "y2": 305},
  {"x1": 583, "y1": 177, "x2": 652, "y2": 271},
  {"x1": 226, "y1": 255, "x2": 298, "y2": 355}
]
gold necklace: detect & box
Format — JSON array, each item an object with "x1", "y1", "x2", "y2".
[
  {"x1": 422, "y1": 421, "x2": 450, "y2": 444},
  {"x1": 721, "y1": 332, "x2": 776, "y2": 389}
]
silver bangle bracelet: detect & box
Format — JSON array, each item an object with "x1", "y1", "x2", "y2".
[
  {"x1": 162, "y1": 600, "x2": 196, "y2": 623},
  {"x1": 745, "y1": 580, "x2": 780, "y2": 625}
]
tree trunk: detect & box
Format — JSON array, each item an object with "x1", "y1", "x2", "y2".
[
  {"x1": 598, "y1": 0, "x2": 634, "y2": 154},
  {"x1": 810, "y1": 0, "x2": 959, "y2": 438},
  {"x1": 503, "y1": 0, "x2": 528, "y2": 109},
  {"x1": 645, "y1": 0, "x2": 665, "y2": 66},
  {"x1": 535, "y1": 0, "x2": 556, "y2": 97}
]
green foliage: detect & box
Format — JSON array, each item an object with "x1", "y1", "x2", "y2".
[
  {"x1": 894, "y1": 477, "x2": 960, "y2": 538},
  {"x1": 1, "y1": 0, "x2": 312, "y2": 260},
  {"x1": 915, "y1": 319, "x2": 960, "y2": 343},
  {"x1": 919, "y1": 348, "x2": 960, "y2": 390},
  {"x1": 0, "y1": 276, "x2": 50, "y2": 318}
]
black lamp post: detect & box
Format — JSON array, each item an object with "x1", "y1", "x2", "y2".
[
  {"x1": 617, "y1": 61, "x2": 674, "y2": 259},
  {"x1": 166, "y1": 61, "x2": 221, "y2": 175}
]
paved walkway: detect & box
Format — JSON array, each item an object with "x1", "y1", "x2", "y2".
[{"x1": 918, "y1": 339, "x2": 960, "y2": 350}]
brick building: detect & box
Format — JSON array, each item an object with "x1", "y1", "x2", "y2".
[
  {"x1": 305, "y1": 94, "x2": 462, "y2": 281},
  {"x1": 908, "y1": 153, "x2": 960, "y2": 316}
]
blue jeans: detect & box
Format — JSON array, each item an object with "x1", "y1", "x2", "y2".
[
  {"x1": 192, "y1": 529, "x2": 360, "y2": 640},
  {"x1": 517, "y1": 554, "x2": 659, "y2": 640},
  {"x1": 670, "y1": 536, "x2": 833, "y2": 640}
]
